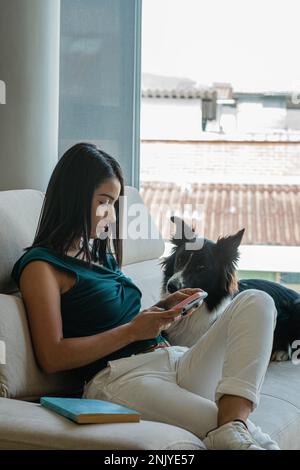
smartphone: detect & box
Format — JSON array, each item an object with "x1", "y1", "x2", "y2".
[{"x1": 172, "y1": 291, "x2": 208, "y2": 316}]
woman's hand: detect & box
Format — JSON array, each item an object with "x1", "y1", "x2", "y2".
[
  {"x1": 160, "y1": 288, "x2": 203, "y2": 310},
  {"x1": 129, "y1": 306, "x2": 183, "y2": 342},
  {"x1": 130, "y1": 289, "x2": 204, "y2": 341}
]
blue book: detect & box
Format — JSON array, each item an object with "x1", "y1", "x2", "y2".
[{"x1": 40, "y1": 397, "x2": 141, "y2": 424}]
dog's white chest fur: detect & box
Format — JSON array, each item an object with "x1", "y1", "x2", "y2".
[{"x1": 165, "y1": 297, "x2": 232, "y2": 347}]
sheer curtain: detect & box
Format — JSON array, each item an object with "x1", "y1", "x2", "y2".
[{"x1": 59, "y1": 0, "x2": 141, "y2": 188}]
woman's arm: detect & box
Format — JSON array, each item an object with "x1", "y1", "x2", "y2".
[
  {"x1": 46, "y1": 323, "x2": 135, "y2": 373},
  {"x1": 19, "y1": 261, "x2": 136, "y2": 374}
]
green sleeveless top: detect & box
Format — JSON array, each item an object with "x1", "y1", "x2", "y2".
[{"x1": 11, "y1": 246, "x2": 166, "y2": 382}]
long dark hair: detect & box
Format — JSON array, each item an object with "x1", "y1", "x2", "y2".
[{"x1": 24, "y1": 142, "x2": 124, "y2": 268}]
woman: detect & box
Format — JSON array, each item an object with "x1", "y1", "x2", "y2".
[{"x1": 11, "y1": 143, "x2": 280, "y2": 450}]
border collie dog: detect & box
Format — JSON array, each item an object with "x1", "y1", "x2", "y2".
[{"x1": 160, "y1": 216, "x2": 300, "y2": 361}]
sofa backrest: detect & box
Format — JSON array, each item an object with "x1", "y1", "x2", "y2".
[
  {"x1": 0, "y1": 186, "x2": 165, "y2": 295},
  {"x1": 120, "y1": 186, "x2": 165, "y2": 265},
  {"x1": 0, "y1": 189, "x2": 44, "y2": 295},
  {"x1": 0, "y1": 185, "x2": 165, "y2": 400}
]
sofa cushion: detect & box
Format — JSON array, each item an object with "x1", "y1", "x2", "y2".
[
  {"x1": 251, "y1": 361, "x2": 300, "y2": 450},
  {"x1": 0, "y1": 189, "x2": 44, "y2": 295},
  {"x1": 121, "y1": 186, "x2": 165, "y2": 265},
  {"x1": 0, "y1": 397, "x2": 205, "y2": 450},
  {"x1": 122, "y1": 258, "x2": 164, "y2": 311},
  {"x1": 0, "y1": 294, "x2": 84, "y2": 401}
]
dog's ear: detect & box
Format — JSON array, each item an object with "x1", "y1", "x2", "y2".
[
  {"x1": 215, "y1": 228, "x2": 245, "y2": 265},
  {"x1": 170, "y1": 215, "x2": 196, "y2": 245}
]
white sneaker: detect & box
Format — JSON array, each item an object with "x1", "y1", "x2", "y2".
[
  {"x1": 203, "y1": 420, "x2": 265, "y2": 450},
  {"x1": 246, "y1": 419, "x2": 280, "y2": 450}
]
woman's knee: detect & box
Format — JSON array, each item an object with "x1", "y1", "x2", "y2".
[{"x1": 231, "y1": 289, "x2": 277, "y2": 324}]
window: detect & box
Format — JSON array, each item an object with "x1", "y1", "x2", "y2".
[
  {"x1": 140, "y1": 0, "x2": 300, "y2": 286},
  {"x1": 59, "y1": 0, "x2": 142, "y2": 187}
]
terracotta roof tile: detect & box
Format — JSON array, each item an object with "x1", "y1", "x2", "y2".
[
  {"x1": 142, "y1": 88, "x2": 216, "y2": 100},
  {"x1": 140, "y1": 182, "x2": 300, "y2": 246}
]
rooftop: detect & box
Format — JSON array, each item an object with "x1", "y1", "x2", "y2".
[
  {"x1": 142, "y1": 88, "x2": 216, "y2": 100},
  {"x1": 142, "y1": 72, "x2": 216, "y2": 100},
  {"x1": 140, "y1": 181, "x2": 300, "y2": 247}
]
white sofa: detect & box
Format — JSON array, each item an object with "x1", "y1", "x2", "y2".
[{"x1": 0, "y1": 186, "x2": 299, "y2": 450}]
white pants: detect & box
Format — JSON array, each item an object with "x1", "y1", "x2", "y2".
[{"x1": 83, "y1": 290, "x2": 277, "y2": 440}]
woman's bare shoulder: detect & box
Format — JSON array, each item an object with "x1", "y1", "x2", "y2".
[{"x1": 19, "y1": 259, "x2": 64, "y2": 295}]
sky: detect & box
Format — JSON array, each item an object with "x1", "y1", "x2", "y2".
[{"x1": 142, "y1": 0, "x2": 300, "y2": 92}]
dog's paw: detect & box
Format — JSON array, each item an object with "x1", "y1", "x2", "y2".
[{"x1": 271, "y1": 350, "x2": 290, "y2": 362}]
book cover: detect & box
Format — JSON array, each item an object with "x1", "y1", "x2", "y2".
[{"x1": 40, "y1": 397, "x2": 141, "y2": 424}]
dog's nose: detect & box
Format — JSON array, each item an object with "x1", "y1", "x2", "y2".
[{"x1": 167, "y1": 280, "x2": 181, "y2": 293}]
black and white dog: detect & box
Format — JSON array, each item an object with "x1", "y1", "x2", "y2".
[{"x1": 160, "y1": 216, "x2": 300, "y2": 361}]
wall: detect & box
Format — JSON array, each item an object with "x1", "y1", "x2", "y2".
[
  {"x1": 141, "y1": 98, "x2": 203, "y2": 140},
  {"x1": 0, "y1": 0, "x2": 60, "y2": 191}
]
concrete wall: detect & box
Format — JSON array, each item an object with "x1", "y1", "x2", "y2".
[
  {"x1": 0, "y1": 0, "x2": 61, "y2": 192},
  {"x1": 141, "y1": 98, "x2": 203, "y2": 140}
]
